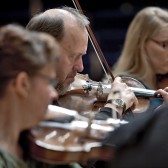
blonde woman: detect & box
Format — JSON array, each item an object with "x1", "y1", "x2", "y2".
[{"x1": 107, "y1": 7, "x2": 168, "y2": 90}]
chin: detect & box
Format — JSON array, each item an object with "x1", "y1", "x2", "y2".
[
  {"x1": 56, "y1": 83, "x2": 70, "y2": 95},
  {"x1": 67, "y1": 77, "x2": 75, "y2": 84}
]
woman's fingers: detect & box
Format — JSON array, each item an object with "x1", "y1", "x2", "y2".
[{"x1": 155, "y1": 89, "x2": 168, "y2": 103}]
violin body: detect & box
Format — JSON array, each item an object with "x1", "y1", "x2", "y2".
[
  {"x1": 27, "y1": 119, "x2": 118, "y2": 164},
  {"x1": 27, "y1": 104, "x2": 131, "y2": 164}
]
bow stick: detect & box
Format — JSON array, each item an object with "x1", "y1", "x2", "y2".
[{"x1": 72, "y1": 0, "x2": 115, "y2": 82}]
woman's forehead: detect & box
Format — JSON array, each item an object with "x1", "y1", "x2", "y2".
[{"x1": 154, "y1": 26, "x2": 168, "y2": 39}]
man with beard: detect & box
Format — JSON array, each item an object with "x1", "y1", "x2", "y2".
[
  {"x1": 27, "y1": 7, "x2": 89, "y2": 97},
  {"x1": 26, "y1": 6, "x2": 137, "y2": 117}
]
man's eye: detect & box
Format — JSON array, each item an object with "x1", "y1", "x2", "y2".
[
  {"x1": 162, "y1": 42, "x2": 168, "y2": 48},
  {"x1": 162, "y1": 42, "x2": 166, "y2": 48}
]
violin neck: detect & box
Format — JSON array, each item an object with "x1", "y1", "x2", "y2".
[
  {"x1": 129, "y1": 87, "x2": 161, "y2": 98},
  {"x1": 66, "y1": 82, "x2": 162, "y2": 99}
]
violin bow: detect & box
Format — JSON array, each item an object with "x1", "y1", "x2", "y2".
[{"x1": 72, "y1": 0, "x2": 115, "y2": 82}]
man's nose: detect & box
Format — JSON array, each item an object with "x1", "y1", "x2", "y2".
[{"x1": 73, "y1": 58, "x2": 84, "y2": 72}]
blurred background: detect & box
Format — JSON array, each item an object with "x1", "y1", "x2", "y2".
[{"x1": 1, "y1": 0, "x2": 167, "y2": 81}]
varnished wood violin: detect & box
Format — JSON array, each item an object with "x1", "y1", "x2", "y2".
[{"x1": 27, "y1": 105, "x2": 129, "y2": 164}]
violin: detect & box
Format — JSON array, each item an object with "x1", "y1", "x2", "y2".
[
  {"x1": 58, "y1": 73, "x2": 162, "y2": 114},
  {"x1": 27, "y1": 105, "x2": 128, "y2": 164}
]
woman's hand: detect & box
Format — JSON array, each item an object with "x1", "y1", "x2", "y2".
[{"x1": 155, "y1": 87, "x2": 168, "y2": 111}]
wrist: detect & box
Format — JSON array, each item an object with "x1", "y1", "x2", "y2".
[
  {"x1": 105, "y1": 103, "x2": 123, "y2": 116},
  {"x1": 105, "y1": 99, "x2": 126, "y2": 116},
  {"x1": 99, "y1": 107, "x2": 120, "y2": 119}
]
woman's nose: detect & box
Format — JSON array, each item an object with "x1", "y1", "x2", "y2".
[{"x1": 50, "y1": 87, "x2": 59, "y2": 101}]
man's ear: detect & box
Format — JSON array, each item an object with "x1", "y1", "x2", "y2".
[{"x1": 14, "y1": 72, "x2": 31, "y2": 98}]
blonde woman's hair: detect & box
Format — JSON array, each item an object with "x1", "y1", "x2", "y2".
[{"x1": 112, "y1": 7, "x2": 168, "y2": 89}]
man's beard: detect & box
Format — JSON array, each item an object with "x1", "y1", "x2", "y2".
[
  {"x1": 55, "y1": 82, "x2": 70, "y2": 96},
  {"x1": 55, "y1": 71, "x2": 76, "y2": 96}
]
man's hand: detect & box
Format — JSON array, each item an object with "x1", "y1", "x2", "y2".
[{"x1": 105, "y1": 76, "x2": 138, "y2": 116}]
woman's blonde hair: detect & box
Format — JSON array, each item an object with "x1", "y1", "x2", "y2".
[{"x1": 113, "y1": 7, "x2": 168, "y2": 89}]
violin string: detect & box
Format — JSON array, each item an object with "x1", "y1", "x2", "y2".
[
  {"x1": 87, "y1": 31, "x2": 109, "y2": 80},
  {"x1": 71, "y1": 0, "x2": 107, "y2": 74}
]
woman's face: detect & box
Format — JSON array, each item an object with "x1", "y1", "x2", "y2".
[
  {"x1": 27, "y1": 63, "x2": 58, "y2": 126},
  {"x1": 145, "y1": 26, "x2": 168, "y2": 75}
]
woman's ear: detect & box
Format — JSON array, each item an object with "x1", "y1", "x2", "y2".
[{"x1": 14, "y1": 72, "x2": 31, "y2": 98}]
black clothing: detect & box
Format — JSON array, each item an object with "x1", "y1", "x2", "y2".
[
  {"x1": 103, "y1": 105, "x2": 168, "y2": 168},
  {"x1": 95, "y1": 107, "x2": 135, "y2": 121}
]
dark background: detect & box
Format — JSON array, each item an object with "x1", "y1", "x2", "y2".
[{"x1": 1, "y1": 0, "x2": 168, "y2": 81}]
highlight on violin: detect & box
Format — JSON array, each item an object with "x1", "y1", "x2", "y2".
[{"x1": 28, "y1": 105, "x2": 126, "y2": 165}]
